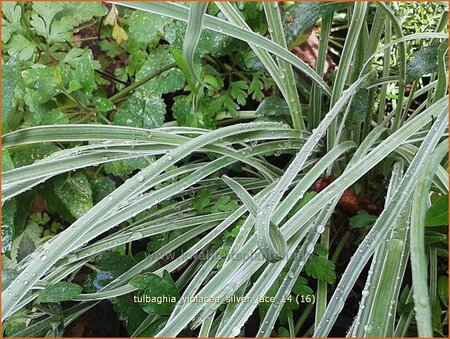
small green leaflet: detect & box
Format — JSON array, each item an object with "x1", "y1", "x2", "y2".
[
  {"x1": 54, "y1": 172, "x2": 93, "y2": 220},
  {"x1": 113, "y1": 297, "x2": 148, "y2": 335},
  {"x1": 135, "y1": 47, "x2": 185, "y2": 96},
  {"x1": 425, "y1": 194, "x2": 448, "y2": 226},
  {"x1": 92, "y1": 177, "x2": 116, "y2": 204},
  {"x1": 128, "y1": 11, "x2": 171, "y2": 47},
  {"x1": 2, "y1": 56, "x2": 20, "y2": 128},
  {"x1": 193, "y1": 190, "x2": 211, "y2": 213},
  {"x1": 84, "y1": 251, "x2": 137, "y2": 292},
  {"x1": 406, "y1": 43, "x2": 440, "y2": 82},
  {"x1": 209, "y1": 195, "x2": 238, "y2": 213},
  {"x1": 130, "y1": 271, "x2": 180, "y2": 315},
  {"x1": 350, "y1": 212, "x2": 378, "y2": 229},
  {"x1": 282, "y1": 2, "x2": 350, "y2": 47},
  {"x1": 1, "y1": 2, "x2": 22, "y2": 43},
  {"x1": 114, "y1": 95, "x2": 166, "y2": 129},
  {"x1": 304, "y1": 244, "x2": 336, "y2": 284},
  {"x1": 36, "y1": 282, "x2": 82, "y2": 303}
]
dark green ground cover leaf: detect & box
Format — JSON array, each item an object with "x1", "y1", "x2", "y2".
[
  {"x1": 350, "y1": 212, "x2": 378, "y2": 229},
  {"x1": 128, "y1": 11, "x2": 171, "y2": 47},
  {"x1": 256, "y1": 97, "x2": 291, "y2": 118},
  {"x1": 36, "y1": 282, "x2": 82, "y2": 303},
  {"x1": 84, "y1": 251, "x2": 137, "y2": 292},
  {"x1": 282, "y1": 2, "x2": 350, "y2": 47},
  {"x1": 425, "y1": 194, "x2": 448, "y2": 226},
  {"x1": 406, "y1": 43, "x2": 441, "y2": 82},
  {"x1": 2, "y1": 56, "x2": 20, "y2": 130},
  {"x1": 130, "y1": 271, "x2": 180, "y2": 315},
  {"x1": 53, "y1": 172, "x2": 93, "y2": 220},
  {"x1": 92, "y1": 177, "x2": 117, "y2": 204},
  {"x1": 304, "y1": 244, "x2": 336, "y2": 284}
]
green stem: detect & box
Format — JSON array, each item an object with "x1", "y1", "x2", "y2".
[{"x1": 294, "y1": 302, "x2": 314, "y2": 335}]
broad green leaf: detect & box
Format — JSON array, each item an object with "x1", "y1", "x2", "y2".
[
  {"x1": 130, "y1": 271, "x2": 180, "y2": 315},
  {"x1": 437, "y1": 276, "x2": 448, "y2": 307},
  {"x1": 61, "y1": 2, "x2": 107, "y2": 26},
  {"x1": 22, "y1": 67, "x2": 58, "y2": 107},
  {"x1": 193, "y1": 190, "x2": 211, "y2": 213},
  {"x1": 16, "y1": 234, "x2": 36, "y2": 263},
  {"x1": 92, "y1": 177, "x2": 117, "y2": 204},
  {"x1": 292, "y1": 276, "x2": 314, "y2": 296},
  {"x1": 84, "y1": 251, "x2": 137, "y2": 292},
  {"x1": 114, "y1": 94, "x2": 166, "y2": 129},
  {"x1": 2, "y1": 200, "x2": 17, "y2": 254},
  {"x1": 12, "y1": 144, "x2": 60, "y2": 168},
  {"x1": 425, "y1": 194, "x2": 448, "y2": 226},
  {"x1": 104, "y1": 156, "x2": 153, "y2": 178},
  {"x1": 282, "y1": 2, "x2": 350, "y2": 48},
  {"x1": 113, "y1": 296, "x2": 148, "y2": 335},
  {"x1": 350, "y1": 212, "x2": 378, "y2": 229},
  {"x1": 64, "y1": 48, "x2": 96, "y2": 95},
  {"x1": 54, "y1": 172, "x2": 93, "y2": 220},
  {"x1": 1, "y1": 2, "x2": 22, "y2": 43},
  {"x1": 135, "y1": 47, "x2": 185, "y2": 96},
  {"x1": 36, "y1": 282, "x2": 82, "y2": 303},
  {"x1": 209, "y1": 196, "x2": 239, "y2": 213},
  {"x1": 128, "y1": 11, "x2": 171, "y2": 46},
  {"x1": 256, "y1": 97, "x2": 290, "y2": 118},
  {"x1": 93, "y1": 97, "x2": 115, "y2": 114},
  {"x1": 4, "y1": 34, "x2": 36, "y2": 60},
  {"x1": 406, "y1": 43, "x2": 440, "y2": 82},
  {"x1": 304, "y1": 246, "x2": 336, "y2": 284},
  {"x1": 2, "y1": 57, "x2": 20, "y2": 128},
  {"x1": 350, "y1": 88, "x2": 370, "y2": 120},
  {"x1": 165, "y1": 20, "x2": 231, "y2": 57}
]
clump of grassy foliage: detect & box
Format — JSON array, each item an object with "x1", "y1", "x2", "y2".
[{"x1": 1, "y1": 1, "x2": 448, "y2": 337}]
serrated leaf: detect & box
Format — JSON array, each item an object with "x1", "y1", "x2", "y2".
[
  {"x1": 128, "y1": 11, "x2": 171, "y2": 46},
  {"x1": 1, "y1": 2, "x2": 22, "y2": 43},
  {"x1": 99, "y1": 40, "x2": 122, "y2": 58},
  {"x1": 165, "y1": 20, "x2": 231, "y2": 57},
  {"x1": 61, "y1": 2, "x2": 107, "y2": 26},
  {"x1": 37, "y1": 282, "x2": 82, "y2": 303},
  {"x1": 4, "y1": 34, "x2": 36, "y2": 60},
  {"x1": 135, "y1": 47, "x2": 185, "y2": 96},
  {"x1": 54, "y1": 172, "x2": 93, "y2": 220},
  {"x1": 130, "y1": 271, "x2": 180, "y2": 315},
  {"x1": 249, "y1": 72, "x2": 265, "y2": 100},
  {"x1": 113, "y1": 297, "x2": 148, "y2": 335},
  {"x1": 64, "y1": 48, "x2": 96, "y2": 94},
  {"x1": 2, "y1": 56, "x2": 20, "y2": 127},
  {"x1": 22, "y1": 66, "x2": 58, "y2": 107},
  {"x1": 229, "y1": 80, "x2": 249, "y2": 106},
  {"x1": 2, "y1": 200, "x2": 17, "y2": 255},
  {"x1": 92, "y1": 177, "x2": 116, "y2": 204},
  {"x1": 12, "y1": 143, "x2": 60, "y2": 168},
  {"x1": 350, "y1": 212, "x2": 378, "y2": 229},
  {"x1": 16, "y1": 235, "x2": 36, "y2": 263},
  {"x1": 304, "y1": 254, "x2": 336, "y2": 284},
  {"x1": 406, "y1": 44, "x2": 440, "y2": 82},
  {"x1": 292, "y1": 276, "x2": 314, "y2": 296},
  {"x1": 114, "y1": 94, "x2": 166, "y2": 129},
  {"x1": 209, "y1": 195, "x2": 238, "y2": 213},
  {"x1": 193, "y1": 190, "x2": 211, "y2": 213},
  {"x1": 84, "y1": 251, "x2": 137, "y2": 292},
  {"x1": 104, "y1": 156, "x2": 153, "y2": 178},
  {"x1": 425, "y1": 194, "x2": 448, "y2": 226},
  {"x1": 350, "y1": 88, "x2": 370, "y2": 120}
]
